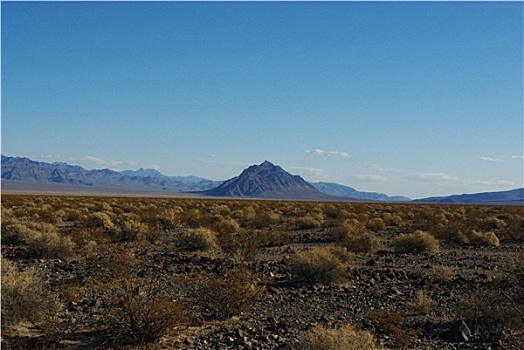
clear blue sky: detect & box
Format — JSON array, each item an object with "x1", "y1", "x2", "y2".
[{"x1": 2, "y1": 1, "x2": 522, "y2": 198}]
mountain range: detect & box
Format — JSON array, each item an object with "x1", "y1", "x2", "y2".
[{"x1": 1, "y1": 155, "x2": 522, "y2": 204}]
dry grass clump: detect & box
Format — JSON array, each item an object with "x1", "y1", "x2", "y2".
[
  {"x1": 1, "y1": 257, "x2": 57, "y2": 327},
  {"x1": 330, "y1": 221, "x2": 381, "y2": 254},
  {"x1": 290, "y1": 324, "x2": 384, "y2": 350},
  {"x1": 289, "y1": 248, "x2": 347, "y2": 285},
  {"x1": 213, "y1": 217, "x2": 241, "y2": 233},
  {"x1": 392, "y1": 230, "x2": 440, "y2": 254},
  {"x1": 407, "y1": 290, "x2": 436, "y2": 315},
  {"x1": 112, "y1": 212, "x2": 150, "y2": 242},
  {"x1": 178, "y1": 227, "x2": 217, "y2": 252},
  {"x1": 457, "y1": 288, "x2": 524, "y2": 333},
  {"x1": 85, "y1": 211, "x2": 115, "y2": 231},
  {"x1": 366, "y1": 217, "x2": 386, "y2": 231},
  {"x1": 293, "y1": 215, "x2": 323, "y2": 230},
  {"x1": 429, "y1": 265, "x2": 455, "y2": 283},
  {"x1": 217, "y1": 230, "x2": 269, "y2": 262},
  {"x1": 193, "y1": 271, "x2": 266, "y2": 320},
  {"x1": 108, "y1": 279, "x2": 187, "y2": 345},
  {"x1": 465, "y1": 230, "x2": 500, "y2": 247},
  {"x1": 3, "y1": 222, "x2": 76, "y2": 259},
  {"x1": 369, "y1": 309, "x2": 420, "y2": 347}
]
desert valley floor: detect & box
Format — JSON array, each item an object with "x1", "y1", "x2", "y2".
[{"x1": 1, "y1": 194, "x2": 523, "y2": 349}]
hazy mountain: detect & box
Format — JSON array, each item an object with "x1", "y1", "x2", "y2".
[
  {"x1": 121, "y1": 168, "x2": 219, "y2": 185},
  {"x1": 200, "y1": 161, "x2": 336, "y2": 200},
  {"x1": 415, "y1": 188, "x2": 524, "y2": 204},
  {"x1": 1, "y1": 155, "x2": 221, "y2": 193},
  {"x1": 312, "y1": 182, "x2": 410, "y2": 202}
]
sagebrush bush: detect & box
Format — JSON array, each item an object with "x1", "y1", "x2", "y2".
[
  {"x1": 193, "y1": 271, "x2": 266, "y2": 320},
  {"x1": 430, "y1": 265, "x2": 454, "y2": 283},
  {"x1": 366, "y1": 217, "x2": 386, "y2": 231},
  {"x1": 26, "y1": 230, "x2": 76, "y2": 259},
  {"x1": 392, "y1": 230, "x2": 440, "y2": 254},
  {"x1": 457, "y1": 288, "x2": 523, "y2": 333},
  {"x1": 85, "y1": 211, "x2": 115, "y2": 231},
  {"x1": 369, "y1": 309, "x2": 420, "y2": 347},
  {"x1": 112, "y1": 212, "x2": 149, "y2": 242},
  {"x1": 465, "y1": 230, "x2": 500, "y2": 247},
  {"x1": 290, "y1": 248, "x2": 347, "y2": 285},
  {"x1": 218, "y1": 230, "x2": 269, "y2": 262},
  {"x1": 330, "y1": 221, "x2": 381, "y2": 253},
  {"x1": 1, "y1": 257, "x2": 57, "y2": 327},
  {"x1": 290, "y1": 324, "x2": 384, "y2": 350},
  {"x1": 108, "y1": 279, "x2": 187, "y2": 345},
  {"x1": 407, "y1": 290, "x2": 435, "y2": 315},
  {"x1": 178, "y1": 227, "x2": 217, "y2": 251}
]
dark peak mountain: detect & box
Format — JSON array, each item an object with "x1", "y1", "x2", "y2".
[
  {"x1": 201, "y1": 161, "x2": 333, "y2": 200},
  {"x1": 312, "y1": 182, "x2": 411, "y2": 202}
]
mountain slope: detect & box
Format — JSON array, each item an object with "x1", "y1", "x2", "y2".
[
  {"x1": 312, "y1": 182, "x2": 410, "y2": 202},
  {"x1": 201, "y1": 161, "x2": 335, "y2": 200},
  {"x1": 415, "y1": 188, "x2": 524, "y2": 204}
]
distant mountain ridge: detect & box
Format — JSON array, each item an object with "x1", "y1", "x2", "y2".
[
  {"x1": 1, "y1": 155, "x2": 221, "y2": 193},
  {"x1": 199, "y1": 161, "x2": 336, "y2": 200},
  {"x1": 2, "y1": 155, "x2": 521, "y2": 204},
  {"x1": 415, "y1": 188, "x2": 524, "y2": 204},
  {"x1": 311, "y1": 182, "x2": 410, "y2": 202}
]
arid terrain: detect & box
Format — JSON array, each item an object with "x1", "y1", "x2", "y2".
[{"x1": 1, "y1": 194, "x2": 523, "y2": 349}]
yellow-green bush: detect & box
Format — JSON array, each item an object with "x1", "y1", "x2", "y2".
[
  {"x1": 1, "y1": 257, "x2": 57, "y2": 327},
  {"x1": 289, "y1": 248, "x2": 347, "y2": 285},
  {"x1": 392, "y1": 230, "x2": 440, "y2": 254},
  {"x1": 465, "y1": 230, "x2": 500, "y2": 247},
  {"x1": 291, "y1": 324, "x2": 384, "y2": 350},
  {"x1": 193, "y1": 271, "x2": 266, "y2": 320},
  {"x1": 178, "y1": 227, "x2": 217, "y2": 252}
]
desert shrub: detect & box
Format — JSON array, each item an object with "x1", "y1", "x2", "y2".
[
  {"x1": 493, "y1": 253, "x2": 524, "y2": 287},
  {"x1": 294, "y1": 215, "x2": 322, "y2": 230},
  {"x1": 465, "y1": 230, "x2": 500, "y2": 247},
  {"x1": 112, "y1": 213, "x2": 149, "y2": 242},
  {"x1": 481, "y1": 216, "x2": 507, "y2": 231},
  {"x1": 1, "y1": 257, "x2": 57, "y2": 327},
  {"x1": 429, "y1": 265, "x2": 454, "y2": 283},
  {"x1": 213, "y1": 217, "x2": 241, "y2": 233},
  {"x1": 328, "y1": 220, "x2": 368, "y2": 242},
  {"x1": 2, "y1": 223, "x2": 42, "y2": 245},
  {"x1": 407, "y1": 290, "x2": 435, "y2": 315},
  {"x1": 290, "y1": 324, "x2": 384, "y2": 350},
  {"x1": 342, "y1": 231, "x2": 381, "y2": 254},
  {"x1": 251, "y1": 211, "x2": 282, "y2": 229},
  {"x1": 392, "y1": 230, "x2": 440, "y2": 254},
  {"x1": 218, "y1": 229, "x2": 269, "y2": 262},
  {"x1": 85, "y1": 211, "x2": 115, "y2": 231},
  {"x1": 289, "y1": 248, "x2": 347, "y2": 285},
  {"x1": 193, "y1": 271, "x2": 266, "y2": 320},
  {"x1": 178, "y1": 227, "x2": 217, "y2": 252},
  {"x1": 330, "y1": 221, "x2": 381, "y2": 253},
  {"x1": 108, "y1": 279, "x2": 187, "y2": 345},
  {"x1": 90, "y1": 249, "x2": 138, "y2": 282},
  {"x1": 328, "y1": 246, "x2": 356, "y2": 265},
  {"x1": 457, "y1": 288, "x2": 523, "y2": 333},
  {"x1": 366, "y1": 217, "x2": 386, "y2": 231},
  {"x1": 369, "y1": 309, "x2": 420, "y2": 347},
  {"x1": 26, "y1": 230, "x2": 76, "y2": 259}
]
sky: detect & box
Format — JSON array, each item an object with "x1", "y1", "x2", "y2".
[{"x1": 1, "y1": 1, "x2": 523, "y2": 199}]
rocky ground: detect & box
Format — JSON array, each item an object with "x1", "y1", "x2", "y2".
[{"x1": 3, "y1": 233, "x2": 523, "y2": 349}]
